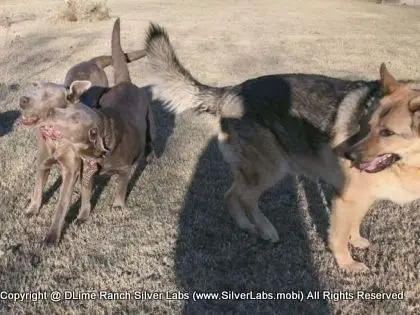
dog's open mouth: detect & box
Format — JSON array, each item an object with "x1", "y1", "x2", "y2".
[
  {"x1": 21, "y1": 115, "x2": 39, "y2": 126},
  {"x1": 40, "y1": 125, "x2": 63, "y2": 140},
  {"x1": 356, "y1": 153, "x2": 401, "y2": 173}
]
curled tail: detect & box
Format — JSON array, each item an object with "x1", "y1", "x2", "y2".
[
  {"x1": 89, "y1": 49, "x2": 147, "y2": 69},
  {"x1": 144, "y1": 23, "x2": 222, "y2": 115},
  {"x1": 112, "y1": 18, "x2": 131, "y2": 84}
]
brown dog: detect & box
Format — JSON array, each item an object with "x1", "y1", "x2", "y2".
[
  {"x1": 40, "y1": 18, "x2": 154, "y2": 232},
  {"x1": 329, "y1": 64, "x2": 420, "y2": 271},
  {"x1": 19, "y1": 24, "x2": 147, "y2": 245}
]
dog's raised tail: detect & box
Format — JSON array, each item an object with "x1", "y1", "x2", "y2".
[
  {"x1": 112, "y1": 18, "x2": 131, "y2": 84},
  {"x1": 145, "y1": 23, "x2": 222, "y2": 115},
  {"x1": 89, "y1": 49, "x2": 147, "y2": 70}
]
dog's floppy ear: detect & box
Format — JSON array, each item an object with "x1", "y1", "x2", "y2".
[
  {"x1": 380, "y1": 63, "x2": 400, "y2": 95},
  {"x1": 88, "y1": 126, "x2": 109, "y2": 156},
  {"x1": 67, "y1": 80, "x2": 92, "y2": 103},
  {"x1": 408, "y1": 95, "x2": 420, "y2": 134}
]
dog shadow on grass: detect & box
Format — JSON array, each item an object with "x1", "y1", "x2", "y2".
[
  {"x1": 175, "y1": 138, "x2": 332, "y2": 314},
  {"x1": 0, "y1": 109, "x2": 20, "y2": 137}
]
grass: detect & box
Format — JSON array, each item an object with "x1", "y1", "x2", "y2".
[
  {"x1": 60, "y1": 0, "x2": 110, "y2": 22},
  {"x1": 0, "y1": 0, "x2": 419, "y2": 314}
]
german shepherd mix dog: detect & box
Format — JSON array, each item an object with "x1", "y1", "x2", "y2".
[
  {"x1": 142, "y1": 23, "x2": 418, "y2": 272},
  {"x1": 39, "y1": 18, "x2": 155, "y2": 243},
  {"x1": 18, "y1": 20, "x2": 147, "y2": 245}
]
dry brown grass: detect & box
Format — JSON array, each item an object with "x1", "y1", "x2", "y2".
[
  {"x1": 0, "y1": 0, "x2": 419, "y2": 314},
  {"x1": 60, "y1": 0, "x2": 110, "y2": 22}
]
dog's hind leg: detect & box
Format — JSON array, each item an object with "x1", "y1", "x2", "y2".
[
  {"x1": 225, "y1": 179, "x2": 257, "y2": 235},
  {"x1": 229, "y1": 166, "x2": 281, "y2": 243}
]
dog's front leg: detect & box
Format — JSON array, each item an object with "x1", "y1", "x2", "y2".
[
  {"x1": 26, "y1": 140, "x2": 54, "y2": 216},
  {"x1": 44, "y1": 155, "x2": 79, "y2": 245},
  {"x1": 329, "y1": 196, "x2": 371, "y2": 272},
  {"x1": 76, "y1": 159, "x2": 98, "y2": 223}
]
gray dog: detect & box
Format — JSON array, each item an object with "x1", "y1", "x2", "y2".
[
  {"x1": 39, "y1": 18, "x2": 155, "y2": 242},
  {"x1": 18, "y1": 21, "x2": 147, "y2": 245}
]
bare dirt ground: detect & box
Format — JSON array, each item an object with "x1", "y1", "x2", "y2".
[{"x1": 0, "y1": 0, "x2": 419, "y2": 314}]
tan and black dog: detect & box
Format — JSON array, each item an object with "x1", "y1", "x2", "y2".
[{"x1": 138, "y1": 23, "x2": 418, "y2": 272}]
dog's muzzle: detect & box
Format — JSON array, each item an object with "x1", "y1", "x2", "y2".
[{"x1": 353, "y1": 153, "x2": 401, "y2": 173}]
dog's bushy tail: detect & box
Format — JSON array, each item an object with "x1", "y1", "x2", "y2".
[
  {"x1": 90, "y1": 50, "x2": 147, "y2": 69},
  {"x1": 145, "y1": 23, "x2": 222, "y2": 115},
  {"x1": 112, "y1": 18, "x2": 131, "y2": 84}
]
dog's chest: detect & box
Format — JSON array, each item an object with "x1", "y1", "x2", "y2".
[
  {"x1": 97, "y1": 157, "x2": 131, "y2": 176},
  {"x1": 375, "y1": 169, "x2": 420, "y2": 204},
  {"x1": 45, "y1": 138, "x2": 62, "y2": 157},
  {"x1": 44, "y1": 138, "x2": 75, "y2": 160},
  {"x1": 97, "y1": 128, "x2": 144, "y2": 175}
]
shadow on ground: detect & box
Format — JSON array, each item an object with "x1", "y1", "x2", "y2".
[
  {"x1": 0, "y1": 30, "x2": 102, "y2": 83},
  {"x1": 0, "y1": 110, "x2": 20, "y2": 137},
  {"x1": 175, "y1": 138, "x2": 331, "y2": 314}
]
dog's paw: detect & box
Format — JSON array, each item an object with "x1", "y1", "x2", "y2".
[
  {"x1": 350, "y1": 236, "x2": 370, "y2": 249},
  {"x1": 146, "y1": 151, "x2": 157, "y2": 164},
  {"x1": 43, "y1": 232, "x2": 60, "y2": 246},
  {"x1": 75, "y1": 216, "x2": 90, "y2": 225},
  {"x1": 75, "y1": 208, "x2": 91, "y2": 225},
  {"x1": 112, "y1": 200, "x2": 127, "y2": 211},
  {"x1": 112, "y1": 205, "x2": 127, "y2": 212},
  {"x1": 259, "y1": 225, "x2": 280, "y2": 243},
  {"x1": 237, "y1": 219, "x2": 257, "y2": 235},
  {"x1": 25, "y1": 202, "x2": 40, "y2": 217},
  {"x1": 341, "y1": 261, "x2": 369, "y2": 273}
]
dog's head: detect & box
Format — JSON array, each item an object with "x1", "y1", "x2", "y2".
[
  {"x1": 19, "y1": 80, "x2": 91, "y2": 126},
  {"x1": 41, "y1": 81, "x2": 109, "y2": 159},
  {"x1": 345, "y1": 64, "x2": 420, "y2": 173}
]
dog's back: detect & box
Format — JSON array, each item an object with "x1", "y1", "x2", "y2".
[
  {"x1": 97, "y1": 18, "x2": 153, "y2": 165},
  {"x1": 143, "y1": 24, "x2": 381, "y2": 150},
  {"x1": 64, "y1": 60, "x2": 109, "y2": 88},
  {"x1": 235, "y1": 74, "x2": 381, "y2": 153},
  {"x1": 64, "y1": 45, "x2": 147, "y2": 107},
  {"x1": 64, "y1": 49, "x2": 147, "y2": 89}
]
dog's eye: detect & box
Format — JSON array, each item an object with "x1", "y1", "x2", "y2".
[{"x1": 379, "y1": 128, "x2": 395, "y2": 137}]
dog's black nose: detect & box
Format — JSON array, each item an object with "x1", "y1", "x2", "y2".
[
  {"x1": 19, "y1": 96, "x2": 30, "y2": 109},
  {"x1": 344, "y1": 150, "x2": 358, "y2": 162}
]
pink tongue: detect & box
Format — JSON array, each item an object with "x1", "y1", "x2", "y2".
[{"x1": 359, "y1": 155, "x2": 388, "y2": 172}]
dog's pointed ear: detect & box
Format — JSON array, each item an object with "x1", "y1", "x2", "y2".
[
  {"x1": 88, "y1": 127, "x2": 109, "y2": 155},
  {"x1": 408, "y1": 95, "x2": 420, "y2": 134},
  {"x1": 67, "y1": 80, "x2": 92, "y2": 103},
  {"x1": 380, "y1": 63, "x2": 400, "y2": 95}
]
